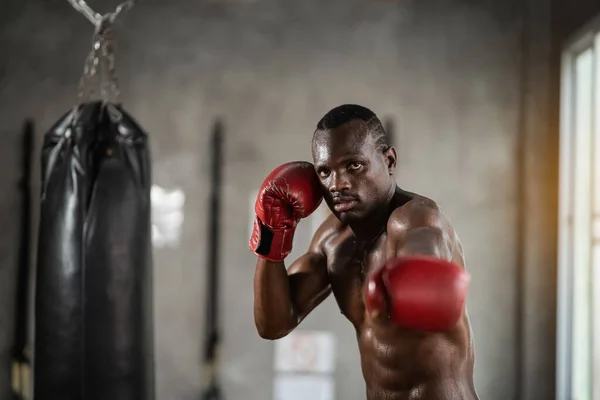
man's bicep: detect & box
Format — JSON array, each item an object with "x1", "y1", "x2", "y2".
[
  {"x1": 287, "y1": 213, "x2": 333, "y2": 277},
  {"x1": 397, "y1": 226, "x2": 453, "y2": 260},
  {"x1": 285, "y1": 214, "x2": 335, "y2": 320},
  {"x1": 286, "y1": 252, "x2": 331, "y2": 321}
]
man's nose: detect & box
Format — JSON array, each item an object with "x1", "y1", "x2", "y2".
[{"x1": 329, "y1": 171, "x2": 351, "y2": 193}]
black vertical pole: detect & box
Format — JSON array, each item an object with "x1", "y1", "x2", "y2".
[
  {"x1": 12, "y1": 119, "x2": 34, "y2": 400},
  {"x1": 202, "y1": 119, "x2": 224, "y2": 400}
]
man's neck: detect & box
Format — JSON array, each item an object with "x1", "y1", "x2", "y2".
[{"x1": 349, "y1": 185, "x2": 398, "y2": 242}]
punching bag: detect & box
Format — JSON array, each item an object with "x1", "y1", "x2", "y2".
[{"x1": 34, "y1": 101, "x2": 154, "y2": 400}]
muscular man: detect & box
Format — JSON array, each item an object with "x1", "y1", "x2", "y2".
[{"x1": 250, "y1": 104, "x2": 478, "y2": 400}]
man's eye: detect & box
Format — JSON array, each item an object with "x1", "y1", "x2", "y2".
[
  {"x1": 319, "y1": 169, "x2": 330, "y2": 177},
  {"x1": 349, "y1": 162, "x2": 363, "y2": 170}
]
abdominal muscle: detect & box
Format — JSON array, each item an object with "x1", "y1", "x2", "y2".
[{"x1": 357, "y1": 323, "x2": 474, "y2": 400}]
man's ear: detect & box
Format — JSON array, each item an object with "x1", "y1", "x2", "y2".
[{"x1": 384, "y1": 147, "x2": 397, "y2": 175}]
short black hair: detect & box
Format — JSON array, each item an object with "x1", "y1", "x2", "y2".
[{"x1": 315, "y1": 104, "x2": 389, "y2": 152}]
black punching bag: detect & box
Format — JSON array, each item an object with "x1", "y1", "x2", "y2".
[{"x1": 34, "y1": 101, "x2": 154, "y2": 400}]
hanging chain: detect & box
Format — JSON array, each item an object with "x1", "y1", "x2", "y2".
[
  {"x1": 66, "y1": 0, "x2": 139, "y2": 26},
  {"x1": 66, "y1": 0, "x2": 139, "y2": 104},
  {"x1": 77, "y1": 17, "x2": 119, "y2": 103},
  {"x1": 66, "y1": 0, "x2": 101, "y2": 25},
  {"x1": 110, "y1": 1, "x2": 138, "y2": 22}
]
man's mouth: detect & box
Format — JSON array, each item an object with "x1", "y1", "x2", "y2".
[{"x1": 332, "y1": 197, "x2": 358, "y2": 212}]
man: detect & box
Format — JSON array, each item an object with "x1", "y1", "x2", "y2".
[{"x1": 249, "y1": 104, "x2": 478, "y2": 400}]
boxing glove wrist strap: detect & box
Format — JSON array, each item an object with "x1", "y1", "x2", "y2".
[{"x1": 250, "y1": 216, "x2": 296, "y2": 262}]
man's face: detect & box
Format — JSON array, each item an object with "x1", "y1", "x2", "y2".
[{"x1": 312, "y1": 120, "x2": 395, "y2": 223}]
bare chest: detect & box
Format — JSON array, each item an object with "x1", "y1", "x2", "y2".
[{"x1": 324, "y1": 231, "x2": 388, "y2": 326}]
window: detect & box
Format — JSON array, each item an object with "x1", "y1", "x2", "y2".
[{"x1": 557, "y1": 26, "x2": 600, "y2": 400}]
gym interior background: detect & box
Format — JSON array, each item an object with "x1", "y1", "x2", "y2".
[{"x1": 0, "y1": 0, "x2": 599, "y2": 399}]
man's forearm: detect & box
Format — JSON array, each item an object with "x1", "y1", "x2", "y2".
[{"x1": 253, "y1": 259, "x2": 298, "y2": 339}]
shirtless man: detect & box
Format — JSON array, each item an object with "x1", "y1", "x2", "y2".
[{"x1": 249, "y1": 104, "x2": 478, "y2": 400}]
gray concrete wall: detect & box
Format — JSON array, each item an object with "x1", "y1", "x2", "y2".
[{"x1": 0, "y1": 0, "x2": 551, "y2": 399}]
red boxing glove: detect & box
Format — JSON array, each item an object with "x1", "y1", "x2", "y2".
[
  {"x1": 365, "y1": 256, "x2": 471, "y2": 332},
  {"x1": 249, "y1": 161, "x2": 323, "y2": 262}
]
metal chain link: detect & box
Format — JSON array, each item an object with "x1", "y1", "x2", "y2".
[
  {"x1": 66, "y1": 0, "x2": 101, "y2": 26},
  {"x1": 110, "y1": 0, "x2": 138, "y2": 22},
  {"x1": 66, "y1": 0, "x2": 139, "y2": 104},
  {"x1": 66, "y1": 0, "x2": 138, "y2": 27}
]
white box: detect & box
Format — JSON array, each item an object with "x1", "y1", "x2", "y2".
[{"x1": 274, "y1": 330, "x2": 336, "y2": 374}]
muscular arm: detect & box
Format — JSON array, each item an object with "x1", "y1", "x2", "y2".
[
  {"x1": 253, "y1": 224, "x2": 332, "y2": 340},
  {"x1": 387, "y1": 201, "x2": 454, "y2": 261},
  {"x1": 366, "y1": 200, "x2": 469, "y2": 332}
]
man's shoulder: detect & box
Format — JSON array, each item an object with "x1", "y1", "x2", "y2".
[
  {"x1": 310, "y1": 212, "x2": 346, "y2": 249},
  {"x1": 387, "y1": 193, "x2": 447, "y2": 234}
]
